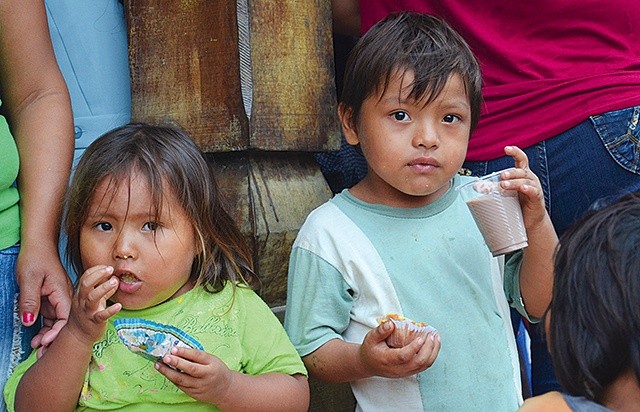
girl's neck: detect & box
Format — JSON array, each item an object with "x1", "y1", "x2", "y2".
[{"x1": 601, "y1": 369, "x2": 640, "y2": 411}]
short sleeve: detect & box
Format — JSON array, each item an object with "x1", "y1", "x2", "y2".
[
  {"x1": 3, "y1": 350, "x2": 38, "y2": 412},
  {"x1": 284, "y1": 246, "x2": 354, "y2": 357},
  {"x1": 503, "y1": 250, "x2": 540, "y2": 323},
  {"x1": 236, "y1": 288, "x2": 307, "y2": 377}
]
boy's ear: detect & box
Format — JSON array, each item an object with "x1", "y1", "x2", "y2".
[{"x1": 338, "y1": 102, "x2": 360, "y2": 145}]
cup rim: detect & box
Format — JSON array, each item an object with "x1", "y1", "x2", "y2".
[{"x1": 455, "y1": 167, "x2": 516, "y2": 192}]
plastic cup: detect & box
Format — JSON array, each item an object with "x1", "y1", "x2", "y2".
[{"x1": 457, "y1": 169, "x2": 528, "y2": 256}]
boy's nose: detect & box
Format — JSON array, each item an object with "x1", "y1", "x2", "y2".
[{"x1": 412, "y1": 124, "x2": 439, "y2": 148}]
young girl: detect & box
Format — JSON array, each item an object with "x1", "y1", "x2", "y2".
[
  {"x1": 520, "y1": 192, "x2": 640, "y2": 411},
  {"x1": 3, "y1": 123, "x2": 309, "y2": 411}
]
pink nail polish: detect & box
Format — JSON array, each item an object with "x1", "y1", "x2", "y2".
[{"x1": 23, "y1": 312, "x2": 34, "y2": 324}]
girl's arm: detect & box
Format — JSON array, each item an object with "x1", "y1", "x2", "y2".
[
  {"x1": 210, "y1": 372, "x2": 309, "y2": 412},
  {"x1": 0, "y1": 0, "x2": 74, "y2": 345},
  {"x1": 14, "y1": 326, "x2": 94, "y2": 411},
  {"x1": 157, "y1": 347, "x2": 311, "y2": 412},
  {"x1": 15, "y1": 266, "x2": 121, "y2": 411}
]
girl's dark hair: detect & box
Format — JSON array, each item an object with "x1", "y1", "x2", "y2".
[
  {"x1": 550, "y1": 191, "x2": 640, "y2": 401},
  {"x1": 340, "y1": 11, "x2": 482, "y2": 131},
  {"x1": 65, "y1": 123, "x2": 257, "y2": 292}
]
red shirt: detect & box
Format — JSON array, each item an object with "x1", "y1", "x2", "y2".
[{"x1": 360, "y1": 1, "x2": 640, "y2": 160}]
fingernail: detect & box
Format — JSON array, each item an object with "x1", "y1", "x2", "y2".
[
  {"x1": 155, "y1": 362, "x2": 160, "y2": 370},
  {"x1": 22, "y1": 312, "x2": 34, "y2": 324}
]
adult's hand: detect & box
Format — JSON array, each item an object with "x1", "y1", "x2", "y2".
[{"x1": 16, "y1": 243, "x2": 73, "y2": 351}]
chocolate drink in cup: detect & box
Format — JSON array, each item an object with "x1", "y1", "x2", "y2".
[{"x1": 458, "y1": 170, "x2": 528, "y2": 256}]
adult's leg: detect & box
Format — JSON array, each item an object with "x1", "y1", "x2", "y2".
[{"x1": 0, "y1": 245, "x2": 38, "y2": 412}]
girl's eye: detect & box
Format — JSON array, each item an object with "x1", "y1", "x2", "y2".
[
  {"x1": 96, "y1": 222, "x2": 112, "y2": 231},
  {"x1": 392, "y1": 111, "x2": 410, "y2": 121},
  {"x1": 142, "y1": 222, "x2": 158, "y2": 231},
  {"x1": 443, "y1": 114, "x2": 461, "y2": 124}
]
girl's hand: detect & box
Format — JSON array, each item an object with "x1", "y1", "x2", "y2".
[
  {"x1": 156, "y1": 347, "x2": 233, "y2": 406},
  {"x1": 500, "y1": 146, "x2": 548, "y2": 230},
  {"x1": 358, "y1": 320, "x2": 440, "y2": 378},
  {"x1": 65, "y1": 265, "x2": 121, "y2": 346}
]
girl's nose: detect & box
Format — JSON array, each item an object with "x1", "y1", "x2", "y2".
[{"x1": 114, "y1": 234, "x2": 136, "y2": 260}]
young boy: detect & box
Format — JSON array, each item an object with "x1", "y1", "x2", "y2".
[{"x1": 284, "y1": 12, "x2": 557, "y2": 411}]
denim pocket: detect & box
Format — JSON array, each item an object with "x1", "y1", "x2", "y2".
[{"x1": 591, "y1": 106, "x2": 640, "y2": 174}]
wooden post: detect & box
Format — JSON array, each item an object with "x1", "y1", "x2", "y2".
[{"x1": 126, "y1": 0, "x2": 340, "y2": 305}]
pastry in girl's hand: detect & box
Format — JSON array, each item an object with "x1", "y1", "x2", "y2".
[
  {"x1": 377, "y1": 313, "x2": 437, "y2": 348},
  {"x1": 114, "y1": 318, "x2": 203, "y2": 362}
]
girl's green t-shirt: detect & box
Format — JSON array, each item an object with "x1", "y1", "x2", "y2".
[{"x1": 4, "y1": 284, "x2": 307, "y2": 411}]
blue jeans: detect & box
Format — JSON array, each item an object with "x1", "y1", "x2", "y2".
[
  {"x1": 0, "y1": 245, "x2": 38, "y2": 412},
  {"x1": 463, "y1": 105, "x2": 640, "y2": 395}
]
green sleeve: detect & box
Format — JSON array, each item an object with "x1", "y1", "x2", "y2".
[
  {"x1": 283, "y1": 247, "x2": 354, "y2": 357},
  {"x1": 503, "y1": 250, "x2": 541, "y2": 323},
  {"x1": 237, "y1": 288, "x2": 307, "y2": 377},
  {"x1": 3, "y1": 350, "x2": 38, "y2": 412}
]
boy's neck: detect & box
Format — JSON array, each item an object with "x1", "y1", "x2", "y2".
[
  {"x1": 601, "y1": 369, "x2": 640, "y2": 411},
  {"x1": 349, "y1": 176, "x2": 453, "y2": 208}
]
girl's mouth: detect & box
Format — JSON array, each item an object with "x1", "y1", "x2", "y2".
[
  {"x1": 119, "y1": 272, "x2": 140, "y2": 284},
  {"x1": 117, "y1": 271, "x2": 143, "y2": 294}
]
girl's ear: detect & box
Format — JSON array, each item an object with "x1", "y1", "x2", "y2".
[{"x1": 338, "y1": 102, "x2": 360, "y2": 146}]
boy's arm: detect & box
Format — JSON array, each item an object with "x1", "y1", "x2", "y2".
[
  {"x1": 14, "y1": 326, "x2": 93, "y2": 411},
  {"x1": 501, "y1": 146, "x2": 557, "y2": 319},
  {"x1": 303, "y1": 326, "x2": 440, "y2": 383},
  {"x1": 303, "y1": 339, "x2": 368, "y2": 383},
  {"x1": 518, "y1": 214, "x2": 556, "y2": 318}
]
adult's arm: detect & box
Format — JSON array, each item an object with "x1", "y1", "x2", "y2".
[
  {"x1": 331, "y1": 0, "x2": 361, "y2": 36},
  {"x1": 0, "y1": 0, "x2": 74, "y2": 345}
]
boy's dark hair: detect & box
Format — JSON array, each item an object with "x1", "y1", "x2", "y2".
[
  {"x1": 340, "y1": 12, "x2": 482, "y2": 131},
  {"x1": 65, "y1": 123, "x2": 257, "y2": 293},
  {"x1": 550, "y1": 191, "x2": 640, "y2": 401}
]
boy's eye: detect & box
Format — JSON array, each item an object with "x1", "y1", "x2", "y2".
[
  {"x1": 392, "y1": 111, "x2": 410, "y2": 121},
  {"x1": 443, "y1": 114, "x2": 461, "y2": 123},
  {"x1": 96, "y1": 222, "x2": 112, "y2": 231},
  {"x1": 142, "y1": 222, "x2": 158, "y2": 231}
]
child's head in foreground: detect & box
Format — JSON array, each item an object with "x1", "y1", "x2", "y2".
[
  {"x1": 64, "y1": 123, "x2": 257, "y2": 310},
  {"x1": 549, "y1": 191, "x2": 640, "y2": 401},
  {"x1": 338, "y1": 12, "x2": 482, "y2": 205}
]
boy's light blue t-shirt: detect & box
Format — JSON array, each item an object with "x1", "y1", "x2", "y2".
[{"x1": 285, "y1": 174, "x2": 528, "y2": 411}]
